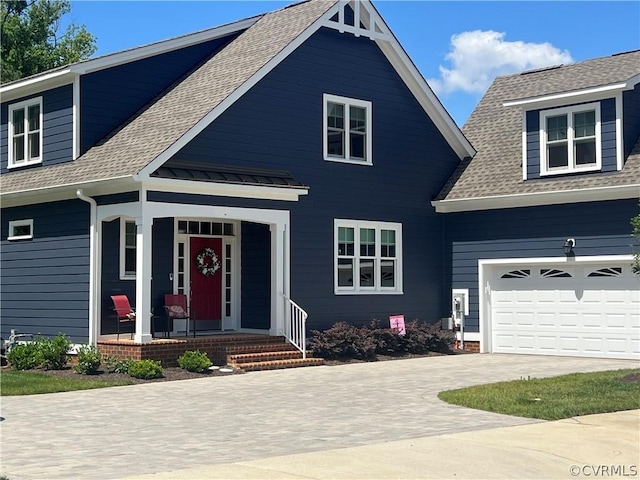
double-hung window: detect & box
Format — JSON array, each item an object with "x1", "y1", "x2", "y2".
[
  {"x1": 323, "y1": 94, "x2": 372, "y2": 165},
  {"x1": 335, "y1": 219, "x2": 402, "y2": 294},
  {"x1": 120, "y1": 219, "x2": 137, "y2": 279},
  {"x1": 540, "y1": 103, "x2": 601, "y2": 175},
  {"x1": 8, "y1": 97, "x2": 43, "y2": 168}
]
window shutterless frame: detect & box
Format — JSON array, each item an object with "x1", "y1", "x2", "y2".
[
  {"x1": 8, "y1": 97, "x2": 43, "y2": 169},
  {"x1": 334, "y1": 219, "x2": 402, "y2": 294},
  {"x1": 323, "y1": 94, "x2": 372, "y2": 165},
  {"x1": 539, "y1": 102, "x2": 601, "y2": 176},
  {"x1": 7, "y1": 219, "x2": 34, "y2": 240},
  {"x1": 120, "y1": 218, "x2": 137, "y2": 280}
]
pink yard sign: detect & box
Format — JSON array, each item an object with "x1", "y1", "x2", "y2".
[{"x1": 389, "y1": 315, "x2": 406, "y2": 336}]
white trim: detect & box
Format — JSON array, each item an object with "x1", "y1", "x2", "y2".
[
  {"x1": 323, "y1": 93, "x2": 373, "y2": 166},
  {"x1": 76, "y1": 190, "x2": 99, "y2": 346},
  {"x1": 616, "y1": 92, "x2": 624, "y2": 171},
  {"x1": 539, "y1": 102, "x2": 601, "y2": 176},
  {"x1": 119, "y1": 218, "x2": 137, "y2": 280},
  {"x1": 7, "y1": 219, "x2": 33, "y2": 240},
  {"x1": 140, "y1": 177, "x2": 308, "y2": 202},
  {"x1": 462, "y1": 332, "x2": 481, "y2": 342},
  {"x1": 334, "y1": 219, "x2": 403, "y2": 295},
  {"x1": 432, "y1": 183, "x2": 640, "y2": 213},
  {"x1": 7, "y1": 96, "x2": 43, "y2": 169},
  {"x1": 138, "y1": 5, "x2": 341, "y2": 179},
  {"x1": 503, "y1": 79, "x2": 638, "y2": 109},
  {"x1": 0, "y1": 70, "x2": 73, "y2": 103},
  {"x1": 478, "y1": 254, "x2": 636, "y2": 354}
]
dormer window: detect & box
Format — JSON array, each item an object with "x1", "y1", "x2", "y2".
[
  {"x1": 539, "y1": 103, "x2": 601, "y2": 176},
  {"x1": 8, "y1": 97, "x2": 43, "y2": 169}
]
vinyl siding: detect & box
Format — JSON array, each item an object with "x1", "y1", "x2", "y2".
[
  {"x1": 444, "y1": 199, "x2": 639, "y2": 332},
  {"x1": 80, "y1": 35, "x2": 239, "y2": 154},
  {"x1": 0, "y1": 199, "x2": 90, "y2": 343},
  {"x1": 623, "y1": 83, "x2": 640, "y2": 159},
  {"x1": 163, "y1": 27, "x2": 460, "y2": 331},
  {"x1": 0, "y1": 84, "x2": 73, "y2": 173},
  {"x1": 240, "y1": 222, "x2": 271, "y2": 329},
  {"x1": 525, "y1": 98, "x2": 618, "y2": 179}
]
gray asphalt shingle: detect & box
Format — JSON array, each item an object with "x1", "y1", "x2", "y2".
[{"x1": 437, "y1": 50, "x2": 640, "y2": 202}]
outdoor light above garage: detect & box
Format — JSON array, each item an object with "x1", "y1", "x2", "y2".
[{"x1": 563, "y1": 238, "x2": 575, "y2": 255}]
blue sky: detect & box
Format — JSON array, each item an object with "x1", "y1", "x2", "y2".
[{"x1": 68, "y1": 1, "x2": 640, "y2": 126}]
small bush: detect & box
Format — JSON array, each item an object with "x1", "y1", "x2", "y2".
[
  {"x1": 128, "y1": 359, "x2": 163, "y2": 379},
  {"x1": 178, "y1": 350, "x2": 212, "y2": 373},
  {"x1": 102, "y1": 355, "x2": 132, "y2": 374},
  {"x1": 74, "y1": 345, "x2": 102, "y2": 375},
  {"x1": 37, "y1": 334, "x2": 71, "y2": 370},
  {"x1": 6, "y1": 342, "x2": 42, "y2": 370},
  {"x1": 310, "y1": 322, "x2": 377, "y2": 360}
]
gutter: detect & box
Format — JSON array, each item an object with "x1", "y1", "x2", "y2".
[{"x1": 76, "y1": 190, "x2": 99, "y2": 346}]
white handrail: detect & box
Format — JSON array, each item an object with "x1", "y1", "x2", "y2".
[{"x1": 282, "y1": 294, "x2": 307, "y2": 359}]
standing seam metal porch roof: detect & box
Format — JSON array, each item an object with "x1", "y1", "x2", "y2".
[
  {"x1": 1, "y1": 0, "x2": 337, "y2": 195},
  {"x1": 436, "y1": 50, "x2": 640, "y2": 202}
]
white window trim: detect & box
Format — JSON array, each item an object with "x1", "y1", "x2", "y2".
[
  {"x1": 539, "y1": 102, "x2": 601, "y2": 176},
  {"x1": 8, "y1": 96, "x2": 43, "y2": 169},
  {"x1": 323, "y1": 93, "x2": 373, "y2": 166},
  {"x1": 120, "y1": 218, "x2": 136, "y2": 280},
  {"x1": 334, "y1": 219, "x2": 403, "y2": 295},
  {"x1": 7, "y1": 219, "x2": 33, "y2": 240}
]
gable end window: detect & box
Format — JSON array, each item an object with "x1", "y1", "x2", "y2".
[
  {"x1": 539, "y1": 103, "x2": 601, "y2": 176},
  {"x1": 120, "y1": 219, "x2": 137, "y2": 279},
  {"x1": 323, "y1": 94, "x2": 372, "y2": 165},
  {"x1": 334, "y1": 219, "x2": 402, "y2": 294},
  {"x1": 7, "y1": 219, "x2": 33, "y2": 240},
  {"x1": 8, "y1": 97, "x2": 43, "y2": 168}
]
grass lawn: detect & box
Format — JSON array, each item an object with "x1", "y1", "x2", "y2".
[
  {"x1": 438, "y1": 369, "x2": 640, "y2": 421},
  {"x1": 0, "y1": 370, "x2": 133, "y2": 396}
]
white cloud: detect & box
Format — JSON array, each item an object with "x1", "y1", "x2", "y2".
[{"x1": 428, "y1": 30, "x2": 573, "y2": 96}]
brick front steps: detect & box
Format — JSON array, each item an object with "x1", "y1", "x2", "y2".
[{"x1": 98, "y1": 333, "x2": 324, "y2": 372}]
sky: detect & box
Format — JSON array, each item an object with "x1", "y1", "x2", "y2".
[{"x1": 67, "y1": 1, "x2": 640, "y2": 126}]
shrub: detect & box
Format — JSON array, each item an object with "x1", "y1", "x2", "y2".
[
  {"x1": 74, "y1": 345, "x2": 102, "y2": 375},
  {"x1": 128, "y1": 359, "x2": 163, "y2": 379},
  {"x1": 37, "y1": 334, "x2": 71, "y2": 370},
  {"x1": 310, "y1": 322, "x2": 377, "y2": 360},
  {"x1": 6, "y1": 342, "x2": 42, "y2": 370},
  {"x1": 102, "y1": 355, "x2": 132, "y2": 374},
  {"x1": 178, "y1": 350, "x2": 212, "y2": 373}
]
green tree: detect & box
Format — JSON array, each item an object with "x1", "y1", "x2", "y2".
[
  {"x1": 632, "y1": 206, "x2": 640, "y2": 275},
  {"x1": 1, "y1": 0, "x2": 97, "y2": 83}
]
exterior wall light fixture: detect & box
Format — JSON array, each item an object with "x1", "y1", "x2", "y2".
[{"x1": 563, "y1": 238, "x2": 575, "y2": 255}]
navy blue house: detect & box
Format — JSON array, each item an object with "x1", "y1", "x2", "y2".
[
  {"x1": 2, "y1": 1, "x2": 638, "y2": 360},
  {"x1": 0, "y1": 0, "x2": 473, "y2": 351},
  {"x1": 434, "y1": 51, "x2": 640, "y2": 359}
]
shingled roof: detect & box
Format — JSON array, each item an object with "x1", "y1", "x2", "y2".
[
  {"x1": 436, "y1": 50, "x2": 640, "y2": 204},
  {"x1": 2, "y1": 0, "x2": 337, "y2": 195}
]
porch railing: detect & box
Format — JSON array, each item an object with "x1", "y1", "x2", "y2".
[{"x1": 282, "y1": 294, "x2": 308, "y2": 359}]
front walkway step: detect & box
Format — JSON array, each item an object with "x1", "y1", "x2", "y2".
[
  {"x1": 233, "y1": 357, "x2": 325, "y2": 372},
  {"x1": 227, "y1": 350, "x2": 306, "y2": 364},
  {"x1": 223, "y1": 342, "x2": 299, "y2": 356}
]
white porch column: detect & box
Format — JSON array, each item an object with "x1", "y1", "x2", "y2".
[
  {"x1": 134, "y1": 214, "x2": 153, "y2": 343},
  {"x1": 270, "y1": 222, "x2": 287, "y2": 336}
]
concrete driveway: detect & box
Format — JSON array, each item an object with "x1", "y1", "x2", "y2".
[{"x1": 0, "y1": 354, "x2": 637, "y2": 480}]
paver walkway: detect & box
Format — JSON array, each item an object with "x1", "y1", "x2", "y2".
[{"x1": 0, "y1": 354, "x2": 636, "y2": 480}]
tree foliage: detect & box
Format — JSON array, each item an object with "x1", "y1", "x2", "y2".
[{"x1": 1, "y1": 0, "x2": 97, "y2": 83}]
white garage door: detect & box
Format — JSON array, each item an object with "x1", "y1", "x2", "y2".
[{"x1": 491, "y1": 262, "x2": 640, "y2": 359}]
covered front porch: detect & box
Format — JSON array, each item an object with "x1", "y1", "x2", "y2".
[{"x1": 82, "y1": 192, "x2": 306, "y2": 356}]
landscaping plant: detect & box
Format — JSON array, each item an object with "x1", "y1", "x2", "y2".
[
  {"x1": 37, "y1": 334, "x2": 71, "y2": 370},
  {"x1": 177, "y1": 350, "x2": 212, "y2": 373},
  {"x1": 127, "y1": 359, "x2": 163, "y2": 379},
  {"x1": 102, "y1": 355, "x2": 132, "y2": 374},
  {"x1": 73, "y1": 345, "x2": 102, "y2": 375},
  {"x1": 6, "y1": 342, "x2": 42, "y2": 370}
]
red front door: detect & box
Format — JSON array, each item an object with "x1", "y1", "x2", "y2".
[{"x1": 190, "y1": 237, "x2": 223, "y2": 322}]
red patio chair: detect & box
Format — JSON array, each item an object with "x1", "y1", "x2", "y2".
[
  {"x1": 164, "y1": 294, "x2": 191, "y2": 337},
  {"x1": 110, "y1": 295, "x2": 136, "y2": 340}
]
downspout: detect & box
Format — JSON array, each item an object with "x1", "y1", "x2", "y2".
[{"x1": 76, "y1": 189, "x2": 98, "y2": 346}]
